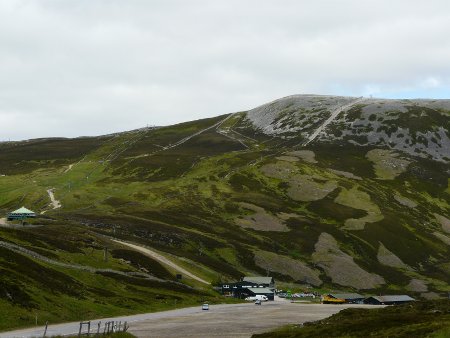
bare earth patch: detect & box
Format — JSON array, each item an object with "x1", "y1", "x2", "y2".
[
  {"x1": 366, "y1": 149, "x2": 411, "y2": 180},
  {"x1": 407, "y1": 279, "x2": 428, "y2": 292},
  {"x1": 0, "y1": 218, "x2": 7, "y2": 226},
  {"x1": 434, "y1": 213, "x2": 450, "y2": 234},
  {"x1": 254, "y1": 250, "x2": 322, "y2": 286},
  {"x1": 287, "y1": 175, "x2": 338, "y2": 202},
  {"x1": 394, "y1": 194, "x2": 418, "y2": 208},
  {"x1": 260, "y1": 161, "x2": 298, "y2": 180},
  {"x1": 377, "y1": 243, "x2": 410, "y2": 270},
  {"x1": 275, "y1": 155, "x2": 299, "y2": 162},
  {"x1": 328, "y1": 169, "x2": 362, "y2": 180},
  {"x1": 421, "y1": 292, "x2": 441, "y2": 300},
  {"x1": 235, "y1": 202, "x2": 289, "y2": 232},
  {"x1": 334, "y1": 187, "x2": 383, "y2": 230},
  {"x1": 433, "y1": 232, "x2": 450, "y2": 245},
  {"x1": 260, "y1": 162, "x2": 337, "y2": 202},
  {"x1": 312, "y1": 232, "x2": 385, "y2": 289},
  {"x1": 285, "y1": 150, "x2": 317, "y2": 163},
  {"x1": 277, "y1": 212, "x2": 307, "y2": 221}
]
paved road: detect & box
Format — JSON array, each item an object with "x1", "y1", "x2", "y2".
[{"x1": 0, "y1": 301, "x2": 381, "y2": 338}]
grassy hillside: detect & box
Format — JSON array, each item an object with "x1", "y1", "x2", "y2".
[
  {"x1": 252, "y1": 299, "x2": 450, "y2": 338},
  {"x1": 0, "y1": 222, "x2": 227, "y2": 331},
  {"x1": 0, "y1": 95, "x2": 449, "y2": 329}
]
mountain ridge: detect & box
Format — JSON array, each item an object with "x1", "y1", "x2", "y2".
[{"x1": 0, "y1": 94, "x2": 449, "y2": 325}]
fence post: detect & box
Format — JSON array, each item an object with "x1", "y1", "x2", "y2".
[
  {"x1": 96, "y1": 321, "x2": 101, "y2": 336},
  {"x1": 123, "y1": 321, "x2": 128, "y2": 332},
  {"x1": 43, "y1": 321, "x2": 48, "y2": 337},
  {"x1": 87, "y1": 321, "x2": 91, "y2": 336},
  {"x1": 78, "y1": 322, "x2": 82, "y2": 337}
]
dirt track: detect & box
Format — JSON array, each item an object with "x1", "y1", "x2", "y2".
[{"x1": 112, "y1": 239, "x2": 210, "y2": 284}]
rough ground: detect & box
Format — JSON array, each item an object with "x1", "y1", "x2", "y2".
[
  {"x1": 235, "y1": 203, "x2": 289, "y2": 232},
  {"x1": 254, "y1": 250, "x2": 322, "y2": 286},
  {"x1": 312, "y1": 233, "x2": 385, "y2": 289},
  {"x1": 377, "y1": 243, "x2": 410, "y2": 270}
]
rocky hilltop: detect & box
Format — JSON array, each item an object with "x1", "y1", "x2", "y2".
[{"x1": 245, "y1": 94, "x2": 450, "y2": 162}]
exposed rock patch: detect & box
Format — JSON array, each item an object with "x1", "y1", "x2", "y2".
[
  {"x1": 275, "y1": 156, "x2": 299, "y2": 162},
  {"x1": 421, "y1": 292, "x2": 440, "y2": 300},
  {"x1": 394, "y1": 194, "x2": 418, "y2": 208},
  {"x1": 434, "y1": 214, "x2": 450, "y2": 234},
  {"x1": 245, "y1": 94, "x2": 353, "y2": 138},
  {"x1": 286, "y1": 150, "x2": 317, "y2": 163},
  {"x1": 366, "y1": 149, "x2": 411, "y2": 180},
  {"x1": 260, "y1": 161, "x2": 337, "y2": 202},
  {"x1": 312, "y1": 232, "x2": 385, "y2": 289},
  {"x1": 254, "y1": 250, "x2": 322, "y2": 286},
  {"x1": 235, "y1": 203, "x2": 289, "y2": 232},
  {"x1": 329, "y1": 169, "x2": 362, "y2": 180},
  {"x1": 377, "y1": 243, "x2": 410, "y2": 270},
  {"x1": 433, "y1": 232, "x2": 450, "y2": 245},
  {"x1": 287, "y1": 175, "x2": 338, "y2": 202},
  {"x1": 260, "y1": 162, "x2": 298, "y2": 180},
  {"x1": 407, "y1": 279, "x2": 428, "y2": 292},
  {"x1": 277, "y1": 212, "x2": 307, "y2": 221}
]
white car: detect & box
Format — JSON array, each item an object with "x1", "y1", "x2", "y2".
[{"x1": 245, "y1": 295, "x2": 268, "y2": 302}]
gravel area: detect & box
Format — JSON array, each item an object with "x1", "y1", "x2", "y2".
[
  {"x1": 130, "y1": 301, "x2": 381, "y2": 338},
  {"x1": 0, "y1": 301, "x2": 382, "y2": 338}
]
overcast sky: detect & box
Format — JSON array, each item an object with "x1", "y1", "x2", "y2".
[{"x1": 1, "y1": 0, "x2": 449, "y2": 140}]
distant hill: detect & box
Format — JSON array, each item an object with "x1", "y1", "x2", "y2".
[{"x1": 0, "y1": 94, "x2": 449, "y2": 327}]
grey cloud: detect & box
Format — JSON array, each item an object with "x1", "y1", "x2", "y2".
[{"x1": 0, "y1": 0, "x2": 449, "y2": 140}]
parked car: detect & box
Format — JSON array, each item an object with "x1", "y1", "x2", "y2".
[
  {"x1": 245, "y1": 295, "x2": 268, "y2": 302},
  {"x1": 202, "y1": 303, "x2": 209, "y2": 310},
  {"x1": 255, "y1": 299, "x2": 262, "y2": 305}
]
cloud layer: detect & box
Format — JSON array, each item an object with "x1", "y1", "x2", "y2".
[{"x1": 1, "y1": 0, "x2": 449, "y2": 140}]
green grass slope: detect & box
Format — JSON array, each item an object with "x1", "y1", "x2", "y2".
[{"x1": 252, "y1": 300, "x2": 450, "y2": 338}]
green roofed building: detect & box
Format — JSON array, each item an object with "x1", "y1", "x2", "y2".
[{"x1": 7, "y1": 207, "x2": 37, "y2": 221}]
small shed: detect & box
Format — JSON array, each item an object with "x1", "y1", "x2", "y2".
[
  {"x1": 7, "y1": 207, "x2": 36, "y2": 221},
  {"x1": 364, "y1": 295, "x2": 415, "y2": 305},
  {"x1": 327, "y1": 293, "x2": 365, "y2": 304},
  {"x1": 244, "y1": 287, "x2": 275, "y2": 301}
]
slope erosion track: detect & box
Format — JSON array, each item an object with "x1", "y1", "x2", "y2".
[{"x1": 302, "y1": 96, "x2": 365, "y2": 146}]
